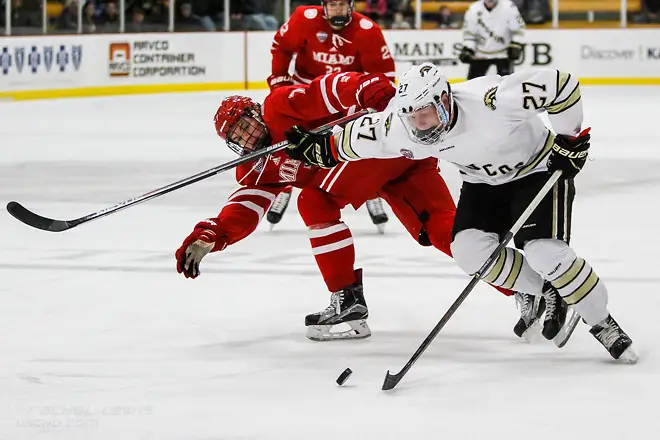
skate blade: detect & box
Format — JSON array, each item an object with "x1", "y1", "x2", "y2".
[
  {"x1": 618, "y1": 345, "x2": 639, "y2": 364},
  {"x1": 520, "y1": 318, "x2": 544, "y2": 343},
  {"x1": 306, "y1": 320, "x2": 372, "y2": 342},
  {"x1": 553, "y1": 307, "x2": 581, "y2": 348},
  {"x1": 376, "y1": 223, "x2": 386, "y2": 235}
]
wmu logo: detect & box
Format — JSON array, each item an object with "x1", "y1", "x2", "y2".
[
  {"x1": 419, "y1": 65, "x2": 433, "y2": 76},
  {"x1": 109, "y1": 43, "x2": 131, "y2": 77},
  {"x1": 384, "y1": 113, "x2": 393, "y2": 136},
  {"x1": 484, "y1": 86, "x2": 498, "y2": 110}
]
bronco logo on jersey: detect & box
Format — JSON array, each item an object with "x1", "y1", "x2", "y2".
[
  {"x1": 484, "y1": 86, "x2": 498, "y2": 110},
  {"x1": 384, "y1": 113, "x2": 393, "y2": 136}
]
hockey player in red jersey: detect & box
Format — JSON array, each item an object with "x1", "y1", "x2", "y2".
[
  {"x1": 175, "y1": 72, "x2": 528, "y2": 342},
  {"x1": 266, "y1": 0, "x2": 396, "y2": 233}
]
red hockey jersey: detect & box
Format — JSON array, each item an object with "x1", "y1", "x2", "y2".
[
  {"x1": 269, "y1": 6, "x2": 396, "y2": 88},
  {"x1": 212, "y1": 72, "x2": 416, "y2": 248}
]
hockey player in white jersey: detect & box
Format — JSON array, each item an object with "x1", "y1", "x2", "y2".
[
  {"x1": 282, "y1": 63, "x2": 637, "y2": 362},
  {"x1": 460, "y1": 0, "x2": 525, "y2": 79}
]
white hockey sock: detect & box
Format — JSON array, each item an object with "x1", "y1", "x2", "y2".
[{"x1": 524, "y1": 239, "x2": 609, "y2": 326}]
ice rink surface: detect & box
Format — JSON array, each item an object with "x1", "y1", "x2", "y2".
[{"x1": 1, "y1": 86, "x2": 659, "y2": 439}]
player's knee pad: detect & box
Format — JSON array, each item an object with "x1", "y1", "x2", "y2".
[
  {"x1": 523, "y1": 239, "x2": 577, "y2": 279},
  {"x1": 297, "y1": 189, "x2": 341, "y2": 226},
  {"x1": 450, "y1": 229, "x2": 500, "y2": 276}
]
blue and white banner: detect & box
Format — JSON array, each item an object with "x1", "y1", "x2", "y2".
[{"x1": 1, "y1": 43, "x2": 83, "y2": 76}]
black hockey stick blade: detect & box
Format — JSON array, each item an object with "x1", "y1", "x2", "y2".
[
  {"x1": 382, "y1": 370, "x2": 404, "y2": 391},
  {"x1": 6, "y1": 201, "x2": 75, "y2": 232}
]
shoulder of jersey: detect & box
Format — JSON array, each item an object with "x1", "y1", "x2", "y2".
[
  {"x1": 298, "y1": 6, "x2": 324, "y2": 21},
  {"x1": 351, "y1": 12, "x2": 378, "y2": 31}
]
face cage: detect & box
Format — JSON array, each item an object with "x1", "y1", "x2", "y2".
[
  {"x1": 323, "y1": 0, "x2": 353, "y2": 27},
  {"x1": 225, "y1": 107, "x2": 270, "y2": 155},
  {"x1": 398, "y1": 97, "x2": 451, "y2": 146}
]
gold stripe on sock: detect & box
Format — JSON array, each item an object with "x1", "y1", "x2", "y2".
[
  {"x1": 562, "y1": 269, "x2": 599, "y2": 305},
  {"x1": 552, "y1": 257, "x2": 586, "y2": 290}
]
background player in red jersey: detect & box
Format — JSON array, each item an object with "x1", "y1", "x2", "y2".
[
  {"x1": 265, "y1": 0, "x2": 396, "y2": 233},
  {"x1": 175, "y1": 72, "x2": 524, "y2": 342}
]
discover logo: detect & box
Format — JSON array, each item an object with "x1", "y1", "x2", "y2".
[{"x1": 581, "y1": 45, "x2": 636, "y2": 60}]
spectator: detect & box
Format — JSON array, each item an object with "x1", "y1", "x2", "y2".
[
  {"x1": 144, "y1": 0, "x2": 167, "y2": 25},
  {"x1": 634, "y1": 0, "x2": 660, "y2": 22},
  {"x1": 390, "y1": 10, "x2": 411, "y2": 29},
  {"x1": 7, "y1": 0, "x2": 41, "y2": 28},
  {"x1": 81, "y1": 1, "x2": 97, "y2": 33},
  {"x1": 127, "y1": 7, "x2": 145, "y2": 32},
  {"x1": 230, "y1": 0, "x2": 278, "y2": 30},
  {"x1": 524, "y1": 0, "x2": 550, "y2": 24},
  {"x1": 365, "y1": 0, "x2": 387, "y2": 22},
  {"x1": 57, "y1": 0, "x2": 79, "y2": 31},
  {"x1": 176, "y1": 2, "x2": 205, "y2": 31},
  {"x1": 437, "y1": 5, "x2": 457, "y2": 29},
  {"x1": 99, "y1": 1, "x2": 119, "y2": 32}
]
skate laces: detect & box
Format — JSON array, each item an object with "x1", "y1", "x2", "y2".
[
  {"x1": 543, "y1": 290, "x2": 557, "y2": 322},
  {"x1": 596, "y1": 320, "x2": 621, "y2": 348},
  {"x1": 516, "y1": 292, "x2": 534, "y2": 319},
  {"x1": 270, "y1": 191, "x2": 291, "y2": 214},
  {"x1": 326, "y1": 291, "x2": 345, "y2": 315},
  {"x1": 366, "y1": 199, "x2": 386, "y2": 216}
]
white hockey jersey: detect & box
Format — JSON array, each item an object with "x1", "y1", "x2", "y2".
[
  {"x1": 332, "y1": 69, "x2": 583, "y2": 185},
  {"x1": 462, "y1": 0, "x2": 526, "y2": 59}
]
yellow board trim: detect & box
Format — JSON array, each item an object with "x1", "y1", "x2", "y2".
[
  {"x1": 0, "y1": 82, "x2": 246, "y2": 101},
  {"x1": 2, "y1": 78, "x2": 660, "y2": 101}
]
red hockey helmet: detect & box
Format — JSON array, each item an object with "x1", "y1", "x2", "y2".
[
  {"x1": 322, "y1": 0, "x2": 354, "y2": 28},
  {"x1": 214, "y1": 95, "x2": 270, "y2": 155}
]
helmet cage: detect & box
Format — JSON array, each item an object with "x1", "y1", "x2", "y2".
[
  {"x1": 398, "y1": 91, "x2": 452, "y2": 146},
  {"x1": 322, "y1": 0, "x2": 354, "y2": 28}
]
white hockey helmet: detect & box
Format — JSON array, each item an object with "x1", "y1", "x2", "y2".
[{"x1": 396, "y1": 62, "x2": 453, "y2": 146}]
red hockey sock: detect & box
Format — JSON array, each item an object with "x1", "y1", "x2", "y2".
[
  {"x1": 309, "y1": 222, "x2": 356, "y2": 292},
  {"x1": 298, "y1": 188, "x2": 356, "y2": 292}
]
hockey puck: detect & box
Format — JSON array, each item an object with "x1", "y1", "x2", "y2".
[{"x1": 336, "y1": 368, "x2": 353, "y2": 386}]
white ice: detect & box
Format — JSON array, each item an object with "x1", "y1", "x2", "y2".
[{"x1": 0, "y1": 87, "x2": 659, "y2": 440}]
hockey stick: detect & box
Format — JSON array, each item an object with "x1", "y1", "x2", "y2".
[
  {"x1": 382, "y1": 170, "x2": 563, "y2": 391},
  {"x1": 6, "y1": 110, "x2": 367, "y2": 233}
]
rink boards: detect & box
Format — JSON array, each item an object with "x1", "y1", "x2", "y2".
[{"x1": 0, "y1": 28, "x2": 659, "y2": 100}]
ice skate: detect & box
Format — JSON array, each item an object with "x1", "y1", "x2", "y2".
[
  {"x1": 306, "y1": 269, "x2": 371, "y2": 341},
  {"x1": 513, "y1": 291, "x2": 545, "y2": 341},
  {"x1": 541, "y1": 282, "x2": 569, "y2": 340},
  {"x1": 365, "y1": 198, "x2": 388, "y2": 234},
  {"x1": 589, "y1": 315, "x2": 638, "y2": 363}
]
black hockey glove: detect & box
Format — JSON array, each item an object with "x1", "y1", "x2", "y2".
[
  {"x1": 458, "y1": 46, "x2": 476, "y2": 64},
  {"x1": 284, "y1": 126, "x2": 339, "y2": 169},
  {"x1": 507, "y1": 42, "x2": 523, "y2": 62},
  {"x1": 547, "y1": 128, "x2": 591, "y2": 179}
]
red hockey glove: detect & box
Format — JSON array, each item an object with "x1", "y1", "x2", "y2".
[
  {"x1": 356, "y1": 74, "x2": 395, "y2": 112},
  {"x1": 547, "y1": 127, "x2": 591, "y2": 179},
  {"x1": 175, "y1": 219, "x2": 229, "y2": 279},
  {"x1": 268, "y1": 74, "x2": 294, "y2": 90}
]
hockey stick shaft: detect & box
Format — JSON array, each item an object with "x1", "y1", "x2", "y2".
[
  {"x1": 6, "y1": 110, "x2": 367, "y2": 232},
  {"x1": 382, "y1": 170, "x2": 563, "y2": 391}
]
